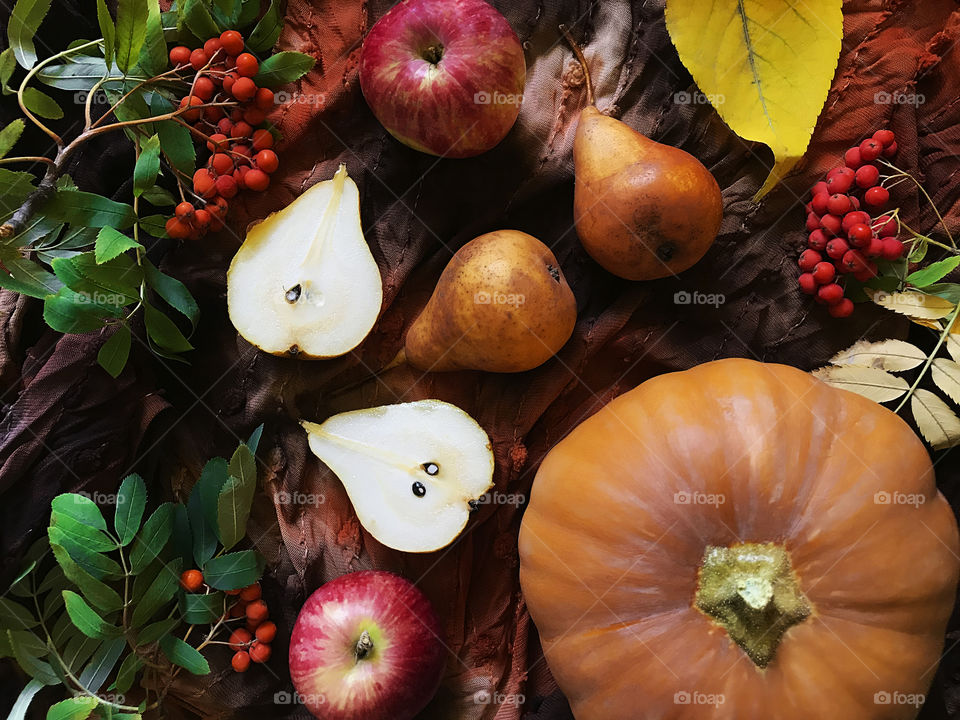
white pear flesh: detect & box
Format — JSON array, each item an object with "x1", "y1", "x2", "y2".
[
  {"x1": 302, "y1": 400, "x2": 495, "y2": 553},
  {"x1": 227, "y1": 164, "x2": 383, "y2": 358}
]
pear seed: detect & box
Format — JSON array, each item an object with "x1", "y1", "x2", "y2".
[{"x1": 412, "y1": 481, "x2": 427, "y2": 497}]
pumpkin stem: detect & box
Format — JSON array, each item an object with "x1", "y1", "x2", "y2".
[{"x1": 694, "y1": 542, "x2": 811, "y2": 668}]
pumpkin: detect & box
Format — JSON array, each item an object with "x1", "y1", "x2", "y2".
[{"x1": 519, "y1": 358, "x2": 960, "y2": 720}]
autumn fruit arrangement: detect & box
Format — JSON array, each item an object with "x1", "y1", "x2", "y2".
[{"x1": 519, "y1": 359, "x2": 960, "y2": 720}]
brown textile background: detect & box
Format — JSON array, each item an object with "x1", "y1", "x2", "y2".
[{"x1": 4, "y1": 0, "x2": 960, "y2": 717}]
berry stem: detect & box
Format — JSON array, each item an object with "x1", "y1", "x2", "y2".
[
  {"x1": 894, "y1": 301, "x2": 960, "y2": 413},
  {"x1": 878, "y1": 159, "x2": 955, "y2": 249},
  {"x1": 560, "y1": 24, "x2": 594, "y2": 107}
]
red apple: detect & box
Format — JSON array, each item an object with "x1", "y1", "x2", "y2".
[
  {"x1": 289, "y1": 570, "x2": 446, "y2": 720},
  {"x1": 359, "y1": 0, "x2": 526, "y2": 158}
]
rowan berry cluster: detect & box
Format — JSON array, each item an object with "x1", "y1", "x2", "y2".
[
  {"x1": 799, "y1": 129, "x2": 901, "y2": 318},
  {"x1": 164, "y1": 30, "x2": 279, "y2": 240}
]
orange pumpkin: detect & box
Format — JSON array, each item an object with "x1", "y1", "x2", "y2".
[{"x1": 519, "y1": 359, "x2": 959, "y2": 720}]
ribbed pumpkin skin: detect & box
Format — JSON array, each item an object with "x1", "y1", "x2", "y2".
[{"x1": 519, "y1": 359, "x2": 960, "y2": 720}]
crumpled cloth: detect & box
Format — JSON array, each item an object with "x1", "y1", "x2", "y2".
[{"x1": 4, "y1": 1, "x2": 960, "y2": 718}]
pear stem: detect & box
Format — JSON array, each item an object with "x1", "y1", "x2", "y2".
[{"x1": 560, "y1": 24, "x2": 595, "y2": 107}]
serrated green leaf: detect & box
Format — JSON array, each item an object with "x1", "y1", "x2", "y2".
[
  {"x1": 144, "y1": 302, "x2": 192, "y2": 352},
  {"x1": 77, "y1": 635, "x2": 125, "y2": 693},
  {"x1": 138, "y1": 214, "x2": 169, "y2": 238},
  {"x1": 114, "y1": 651, "x2": 144, "y2": 694},
  {"x1": 8, "y1": 629, "x2": 46, "y2": 658},
  {"x1": 159, "y1": 634, "x2": 210, "y2": 675},
  {"x1": 50, "y1": 542, "x2": 123, "y2": 613},
  {"x1": 139, "y1": 0, "x2": 168, "y2": 76},
  {"x1": 43, "y1": 288, "x2": 121, "y2": 334},
  {"x1": 97, "y1": 0, "x2": 115, "y2": 69},
  {"x1": 129, "y1": 502, "x2": 174, "y2": 573},
  {"x1": 192, "y1": 456, "x2": 230, "y2": 534},
  {"x1": 0, "y1": 598, "x2": 38, "y2": 630},
  {"x1": 246, "y1": 425, "x2": 263, "y2": 454},
  {"x1": 48, "y1": 526, "x2": 122, "y2": 580},
  {"x1": 211, "y1": 0, "x2": 241, "y2": 29},
  {"x1": 42, "y1": 190, "x2": 137, "y2": 229},
  {"x1": 8, "y1": 630, "x2": 58, "y2": 684},
  {"x1": 135, "y1": 617, "x2": 177, "y2": 646},
  {"x1": 253, "y1": 51, "x2": 315, "y2": 88},
  {"x1": 0, "y1": 119, "x2": 25, "y2": 158},
  {"x1": 7, "y1": 212, "x2": 62, "y2": 249},
  {"x1": 181, "y1": 0, "x2": 220, "y2": 39},
  {"x1": 7, "y1": 0, "x2": 53, "y2": 69},
  {"x1": 155, "y1": 115, "x2": 195, "y2": 177},
  {"x1": 0, "y1": 168, "x2": 36, "y2": 213},
  {"x1": 0, "y1": 251, "x2": 62, "y2": 299},
  {"x1": 63, "y1": 591, "x2": 121, "y2": 639},
  {"x1": 61, "y1": 633, "x2": 99, "y2": 673},
  {"x1": 0, "y1": 48, "x2": 18, "y2": 93},
  {"x1": 178, "y1": 590, "x2": 223, "y2": 624},
  {"x1": 188, "y1": 491, "x2": 217, "y2": 568},
  {"x1": 50, "y1": 512, "x2": 117, "y2": 552},
  {"x1": 246, "y1": 0, "x2": 281, "y2": 51},
  {"x1": 115, "y1": 0, "x2": 149, "y2": 73},
  {"x1": 218, "y1": 445, "x2": 257, "y2": 550},
  {"x1": 143, "y1": 260, "x2": 198, "y2": 328},
  {"x1": 97, "y1": 324, "x2": 132, "y2": 378},
  {"x1": 236, "y1": 0, "x2": 259, "y2": 27},
  {"x1": 114, "y1": 474, "x2": 147, "y2": 545},
  {"x1": 908, "y1": 238, "x2": 929, "y2": 264},
  {"x1": 130, "y1": 557, "x2": 181, "y2": 628},
  {"x1": 22, "y1": 87, "x2": 63, "y2": 119},
  {"x1": 52, "y1": 493, "x2": 107, "y2": 530},
  {"x1": 202, "y1": 550, "x2": 264, "y2": 591},
  {"x1": 134, "y1": 134, "x2": 161, "y2": 197},
  {"x1": 36, "y1": 59, "x2": 120, "y2": 91},
  {"x1": 51, "y1": 251, "x2": 141, "y2": 304},
  {"x1": 46, "y1": 696, "x2": 99, "y2": 720},
  {"x1": 140, "y1": 185, "x2": 177, "y2": 207},
  {"x1": 95, "y1": 227, "x2": 142, "y2": 264},
  {"x1": 908, "y1": 256, "x2": 960, "y2": 288}
]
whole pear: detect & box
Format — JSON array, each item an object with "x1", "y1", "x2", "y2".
[
  {"x1": 567, "y1": 32, "x2": 723, "y2": 281},
  {"x1": 404, "y1": 230, "x2": 576, "y2": 373}
]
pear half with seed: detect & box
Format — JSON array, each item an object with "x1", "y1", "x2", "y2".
[
  {"x1": 302, "y1": 400, "x2": 495, "y2": 553},
  {"x1": 227, "y1": 164, "x2": 383, "y2": 358}
]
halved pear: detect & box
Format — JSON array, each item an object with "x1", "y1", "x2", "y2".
[
  {"x1": 227, "y1": 164, "x2": 383, "y2": 358},
  {"x1": 302, "y1": 400, "x2": 495, "y2": 553}
]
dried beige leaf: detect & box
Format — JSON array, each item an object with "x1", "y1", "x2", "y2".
[
  {"x1": 932, "y1": 359, "x2": 960, "y2": 406},
  {"x1": 911, "y1": 388, "x2": 960, "y2": 450},
  {"x1": 946, "y1": 333, "x2": 960, "y2": 364},
  {"x1": 812, "y1": 365, "x2": 909, "y2": 403},
  {"x1": 865, "y1": 288, "x2": 956, "y2": 321},
  {"x1": 828, "y1": 339, "x2": 925, "y2": 372}
]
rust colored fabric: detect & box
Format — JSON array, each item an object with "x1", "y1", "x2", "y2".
[{"x1": 4, "y1": 1, "x2": 960, "y2": 718}]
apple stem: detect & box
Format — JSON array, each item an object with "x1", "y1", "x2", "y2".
[
  {"x1": 560, "y1": 25, "x2": 595, "y2": 107},
  {"x1": 355, "y1": 630, "x2": 374, "y2": 661}
]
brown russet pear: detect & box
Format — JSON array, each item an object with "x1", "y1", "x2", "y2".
[
  {"x1": 566, "y1": 31, "x2": 724, "y2": 281},
  {"x1": 404, "y1": 230, "x2": 576, "y2": 373}
]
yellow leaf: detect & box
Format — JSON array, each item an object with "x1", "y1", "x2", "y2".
[
  {"x1": 828, "y1": 339, "x2": 925, "y2": 372},
  {"x1": 664, "y1": 0, "x2": 843, "y2": 199},
  {"x1": 932, "y1": 359, "x2": 960, "y2": 406},
  {"x1": 911, "y1": 389, "x2": 960, "y2": 450},
  {"x1": 865, "y1": 288, "x2": 956, "y2": 321},
  {"x1": 811, "y1": 366, "x2": 908, "y2": 404}
]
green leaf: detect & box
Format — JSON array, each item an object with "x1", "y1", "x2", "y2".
[
  {"x1": 0, "y1": 598, "x2": 38, "y2": 630},
  {"x1": 43, "y1": 288, "x2": 121, "y2": 334},
  {"x1": 7, "y1": 0, "x2": 53, "y2": 69},
  {"x1": 115, "y1": 0, "x2": 149, "y2": 73},
  {"x1": 908, "y1": 256, "x2": 960, "y2": 288},
  {"x1": 51, "y1": 251, "x2": 141, "y2": 304},
  {"x1": 114, "y1": 474, "x2": 147, "y2": 545},
  {"x1": 63, "y1": 591, "x2": 121, "y2": 639},
  {"x1": 42, "y1": 190, "x2": 137, "y2": 229},
  {"x1": 50, "y1": 542, "x2": 123, "y2": 613},
  {"x1": 97, "y1": 0, "x2": 115, "y2": 69},
  {"x1": 188, "y1": 491, "x2": 218, "y2": 568},
  {"x1": 113, "y1": 651, "x2": 144, "y2": 694},
  {"x1": 95, "y1": 226, "x2": 142, "y2": 264},
  {"x1": 0, "y1": 48, "x2": 18, "y2": 92},
  {"x1": 138, "y1": 214, "x2": 169, "y2": 238},
  {"x1": 97, "y1": 325, "x2": 132, "y2": 378},
  {"x1": 134, "y1": 134, "x2": 162, "y2": 197},
  {"x1": 237, "y1": 0, "x2": 260, "y2": 27},
  {"x1": 155, "y1": 116, "x2": 196, "y2": 177},
  {"x1": 218, "y1": 445, "x2": 257, "y2": 550},
  {"x1": 143, "y1": 260, "x2": 199, "y2": 328},
  {"x1": 246, "y1": 424, "x2": 264, "y2": 454},
  {"x1": 61, "y1": 633, "x2": 100, "y2": 673},
  {"x1": 129, "y1": 502, "x2": 174, "y2": 573},
  {"x1": 8, "y1": 679, "x2": 44, "y2": 720},
  {"x1": 925, "y1": 283, "x2": 960, "y2": 304},
  {"x1": 212, "y1": 0, "x2": 241, "y2": 29},
  {"x1": 134, "y1": 617, "x2": 177, "y2": 646},
  {"x1": 246, "y1": 0, "x2": 281, "y2": 51},
  {"x1": 0, "y1": 251, "x2": 62, "y2": 299},
  {"x1": 77, "y1": 635, "x2": 125, "y2": 693},
  {"x1": 130, "y1": 557, "x2": 181, "y2": 628},
  {"x1": 52, "y1": 493, "x2": 107, "y2": 530},
  {"x1": 254, "y1": 51, "x2": 315, "y2": 88},
  {"x1": 36, "y1": 59, "x2": 120, "y2": 91},
  {"x1": 140, "y1": 186, "x2": 177, "y2": 207},
  {"x1": 139, "y1": 0, "x2": 168, "y2": 76},
  {"x1": 46, "y1": 697, "x2": 100, "y2": 720},
  {"x1": 159, "y1": 634, "x2": 210, "y2": 675},
  {"x1": 50, "y1": 512, "x2": 117, "y2": 552},
  {"x1": 202, "y1": 550, "x2": 264, "y2": 591},
  {"x1": 0, "y1": 169, "x2": 36, "y2": 213},
  {"x1": 171, "y1": 503, "x2": 193, "y2": 566},
  {"x1": 179, "y1": 590, "x2": 224, "y2": 624},
  {"x1": 8, "y1": 631, "x2": 58, "y2": 684},
  {"x1": 22, "y1": 87, "x2": 63, "y2": 119},
  {"x1": 182, "y1": 0, "x2": 221, "y2": 39},
  {"x1": 144, "y1": 302, "x2": 193, "y2": 352},
  {"x1": 192, "y1": 456, "x2": 230, "y2": 532},
  {"x1": 0, "y1": 119, "x2": 25, "y2": 158},
  {"x1": 48, "y1": 526, "x2": 122, "y2": 580}
]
